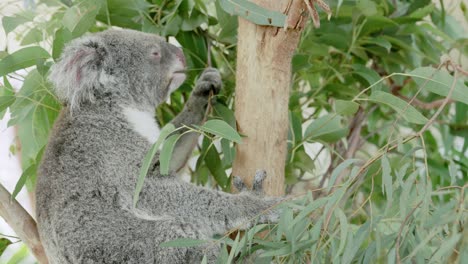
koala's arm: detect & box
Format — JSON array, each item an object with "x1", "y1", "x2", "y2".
[
  {"x1": 168, "y1": 68, "x2": 221, "y2": 172},
  {"x1": 137, "y1": 175, "x2": 280, "y2": 235}
]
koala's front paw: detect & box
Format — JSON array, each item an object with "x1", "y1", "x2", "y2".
[{"x1": 193, "y1": 68, "x2": 222, "y2": 97}]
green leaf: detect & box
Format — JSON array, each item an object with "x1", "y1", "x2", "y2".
[
  {"x1": 181, "y1": 10, "x2": 207, "y2": 31},
  {"x1": 0, "y1": 77, "x2": 15, "y2": 118},
  {"x1": 215, "y1": 0, "x2": 238, "y2": 43},
  {"x1": 133, "y1": 123, "x2": 176, "y2": 207},
  {"x1": 8, "y1": 70, "x2": 60, "y2": 167},
  {"x1": 0, "y1": 47, "x2": 50, "y2": 76},
  {"x1": 327, "y1": 159, "x2": 361, "y2": 192},
  {"x1": 334, "y1": 208, "x2": 348, "y2": 261},
  {"x1": 289, "y1": 111, "x2": 302, "y2": 144},
  {"x1": 290, "y1": 198, "x2": 327, "y2": 227},
  {"x1": 176, "y1": 31, "x2": 207, "y2": 72},
  {"x1": 2, "y1": 13, "x2": 33, "y2": 34},
  {"x1": 160, "y1": 238, "x2": 206, "y2": 248},
  {"x1": 361, "y1": 37, "x2": 392, "y2": 52},
  {"x1": 219, "y1": 0, "x2": 286, "y2": 27},
  {"x1": 430, "y1": 233, "x2": 462, "y2": 262},
  {"x1": 357, "y1": 0, "x2": 378, "y2": 16},
  {"x1": 351, "y1": 64, "x2": 383, "y2": 90},
  {"x1": 293, "y1": 149, "x2": 315, "y2": 174},
  {"x1": 368, "y1": 91, "x2": 428, "y2": 124},
  {"x1": 410, "y1": 67, "x2": 468, "y2": 105},
  {"x1": 52, "y1": 27, "x2": 73, "y2": 61},
  {"x1": 304, "y1": 114, "x2": 348, "y2": 143},
  {"x1": 220, "y1": 138, "x2": 235, "y2": 167},
  {"x1": 0, "y1": 238, "x2": 12, "y2": 256},
  {"x1": 204, "y1": 145, "x2": 229, "y2": 189},
  {"x1": 12, "y1": 163, "x2": 37, "y2": 199},
  {"x1": 381, "y1": 154, "x2": 392, "y2": 203},
  {"x1": 213, "y1": 103, "x2": 236, "y2": 128},
  {"x1": 197, "y1": 119, "x2": 242, "y2": 144},
  {"x1": 20, "y1": 28, "x2": 43, "y2": 45},
  {"x1": 409, "y1": 4, "x2": 435, "y2": 19},
  {"x1": 335, "y1": 100, "x2": 359, "y2": 116},
  {"x1": 62, "y1": 2, "x2": 100, "y2": 37},
  {"x1": 160, "y1": 134, "x2": 182, "y2": 175}
]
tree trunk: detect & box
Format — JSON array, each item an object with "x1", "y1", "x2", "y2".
[{"x1": 232, "y1": 1, "x2": 303, "y2": 196}]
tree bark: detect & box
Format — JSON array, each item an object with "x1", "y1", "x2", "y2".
[
  {"x1": 232, "y1": 0, "x2": 304, "y2": 196},
  {"x1": 0, "y1": 184, "x2": 48, "y2": 263}
]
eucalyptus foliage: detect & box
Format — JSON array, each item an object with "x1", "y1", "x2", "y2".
[{"x1": 0, "y1": 0, "x2": 467, "y2": 263}]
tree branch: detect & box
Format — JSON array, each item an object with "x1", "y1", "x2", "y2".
[{"x1": 0, "y1": 184, "x2": 48, "y2": 264}]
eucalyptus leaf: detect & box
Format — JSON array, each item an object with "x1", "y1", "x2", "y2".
[
  {"x1": 410, "y1": 67, "x2": 468, "y2": 105},
  {"x1": 197, "y1": 119, "x2": 242, "y2": 144},
  {"x1": 335, "y1": 100, "x2": 359, "y2": 115},
  {"x1": 368, "y1": 91, "x2": 428, "y2": 124},
  {"x1": 0, "y1": 47, "x2": 50, "y2": 76},
  {"x1": 219, "y1": 0, "x2": 286, "y2": 27},
  {"x1": 0, "y1": 238, "x2": 12, "y2": 256},
  {"x1": 160, "y1": 134, "x2": 181, "y2": 175},
  {"x1": 133, "y1": 123, "x2": 176, "y2": 206},
  {"x1": 304, "y1": 114, "x2": 348, "y2": 143},
  {"x1": 160, "y1": 238, "x2": 206, "y2": 248},
  {"x1": 2, "y1": 13, "x2": 33, "y2": 34}
]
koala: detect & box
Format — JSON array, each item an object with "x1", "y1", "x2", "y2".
[{"x1": 35, "y1": 29, "x2": 280, "y2": 264}]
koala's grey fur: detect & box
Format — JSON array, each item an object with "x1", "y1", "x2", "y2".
[{"x1": 36, "y1": 29, "x2": 280, "y2": 264}]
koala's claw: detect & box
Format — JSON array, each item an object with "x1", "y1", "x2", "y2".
[
  {"x1": 252, "y1": 170, "x2": 267, "y2": 193},
  {"x1": 232, "y1": 170, "x2": 267, "y2": 195},
  {"x1": 194, "y1": 68, "x2": 222, "y2": 97},
  {"x1": 233, "y1": 176, "x2": 247, "y2": 192}
]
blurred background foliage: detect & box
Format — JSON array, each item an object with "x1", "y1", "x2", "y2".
[{"x1": 0, "y1": 0, "x2": 467, "y2": 263}]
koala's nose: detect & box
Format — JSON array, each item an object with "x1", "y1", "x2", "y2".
[
  {"x1": 169, "y1": 44, "x2": 186, "y2": 66},
  {"x1": 175, "y1": 48, "x2": 186, "y2": 66}
]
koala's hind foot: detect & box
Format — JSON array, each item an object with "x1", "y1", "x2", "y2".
[
  {"x1": 232, "y1": 170, "x2": 283, "y2": 224},
  {"x1": 233, "y1": 170, "x2": 267, "y2": 195}
]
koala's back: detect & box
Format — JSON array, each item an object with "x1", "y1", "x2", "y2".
[{"x1": 36, "y1": 103, "x2": 153, "y2": 263}]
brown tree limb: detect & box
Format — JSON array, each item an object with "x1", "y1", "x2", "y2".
[
  {"x1": 232, "y1": 0, "x2": 332, "y2": 196},
  {"x1": 0, "y1": 184, "x2": 48, "y2": 263}
]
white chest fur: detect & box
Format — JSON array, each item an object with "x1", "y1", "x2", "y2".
[{"x1": 122, "y1": 107, "x2": 160, "y2": 144}]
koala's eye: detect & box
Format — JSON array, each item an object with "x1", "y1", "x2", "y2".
[{"x1": 150, "y1": 49, "x2": 161, "y2": 61}]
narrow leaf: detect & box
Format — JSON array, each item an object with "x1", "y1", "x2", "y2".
[
  {"x1": 2, "y1": 14, "x2": 32, "y2": 34},
  {"x1": 305, "y1": 114, "x2": 348, "y2": 143},
  {"x1": 368, "y1": 91, "x2": 428, "y2": 124},
  {"x1": 0, "y1": 238, "x2": 12, "y2": 256},
  {"x1": 0, "y1": 77, "x2": 15, "y2": 116},
  {"x1": 12, "y1": 164, "x2": 36, "y2": 199},
  {"x1": 160, "y1": 238, "x2": 206, "y2": 248},
  {"x1": 0, "y1": 47, "x2": 50, "y2": 76},
  {"x1": 381, "y1": 154, "x2": 392, "y2": 203},
  {"x1": 219, "y1": 0, "x2": 286, "y2": 27},
  {"x1": 160, "y1": 134, "x2": 181, "y2": 175},
  {"x1": 334, "y1": 208, "x2": 348, "y2": 260},
  {"x1": 410, "y1": 67, "x2": 468, "y2": 105},
  {"x1": 204, "y1": 145, "x2": 229, "y2": 189},
  {"x1": 327, "y1": 159, "x2": 361, "y2": 192},
  {"x1": 335, "y1": 100, "x2": 359, "y2": 116},
  {"x1": 197, "y1": 119, "x2": 242, "y2": 143},
  {"x1": 133, "y1": 124, "x2": 175, "y2": 207}
]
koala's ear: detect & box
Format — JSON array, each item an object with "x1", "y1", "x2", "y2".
[{"x1": 48, "y1": 36, "x2": 107, "y2": 111}]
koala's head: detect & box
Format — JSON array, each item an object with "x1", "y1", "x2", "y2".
[{"x1": 48, "y1": 29, "x2": 186, "y2": 112}]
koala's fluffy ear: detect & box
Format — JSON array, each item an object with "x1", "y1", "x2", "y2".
[{"x1": 48, "y1": 36, "x2": 107, "y2": 111}]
